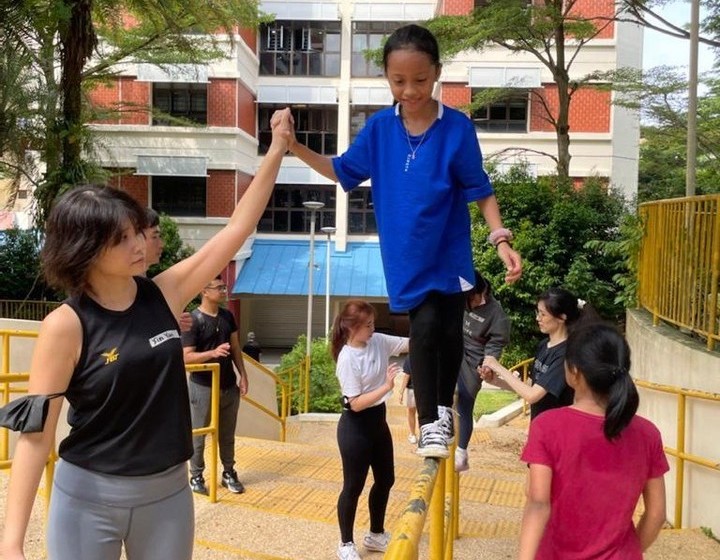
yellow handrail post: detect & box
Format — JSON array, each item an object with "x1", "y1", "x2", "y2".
[
  {"x1": 429, "y1": 458, "x2": 445, "y2": 560},
  {"x1": 1, "y1": 332, "x2": 10, "y2": 460},
  {"x1": 385, "y1": 458, "x2": 440, "y2": 560},
  {"x1": 443, "y1": 452, "x2": 456, "y2": 559},
  {"x1": 707, "y1": 203, "x2": 720, "y2": 351},
  {"x1": 208, "y1": 364, "x2": 220, "y2": 504},
  {"x1": 452, "y1": 469, "x2": 460, "y2": 540},
  {"x1": 674, "y1": 392, "x2": 686, "y2": 528}
]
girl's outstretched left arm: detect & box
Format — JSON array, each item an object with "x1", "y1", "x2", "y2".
[
  {"x1": 518, "y1": 463, "x2": 552, "y2": 560},
  {"x1": 636, "y1": 476, "x2": 667, "y2": 551},
  {"x1": 476, "y1": 196, "x2": 522, "y2": 284}
]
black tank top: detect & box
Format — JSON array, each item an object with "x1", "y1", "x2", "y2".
[{"x1": 59, "y1": 277, "x2": 192, "y2": 475}]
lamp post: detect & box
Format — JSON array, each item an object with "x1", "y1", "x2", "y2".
[
  {"x1": 320, "y1": 226, "x2": 336, "y2": 338},
  {"x1": 303, "y1": 201, "x2": 325, "y2": 358}
]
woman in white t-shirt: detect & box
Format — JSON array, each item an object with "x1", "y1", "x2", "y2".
[{"x1": 330, "y1": 300, "x2": 409, "y2": 560}]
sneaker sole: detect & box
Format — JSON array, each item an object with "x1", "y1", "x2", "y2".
[
  {"x1": 416, "y1": 445, "x2": 450, "y2": 459},
  {"x1": 221, "y1": 482, "x2": 245, "y2": 494},
  {"x1": 364, "y1": 544, "x2": 387, "y2": 552}
]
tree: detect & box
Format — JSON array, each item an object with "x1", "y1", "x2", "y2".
[
  {"x1": 427, "y1": 0, "x2": 616, "y2": 184},
  {"x1": 0, "y1": 228, "x2": 58, "y2": 300},
  {"x1": 1, "y1": 0, "x2": 265, "y2": 226},
  {"x1": 470, "y1": 166, "x2": 630, "y2": 361}
]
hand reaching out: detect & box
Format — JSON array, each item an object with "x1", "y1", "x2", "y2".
[
  {"x1": 270, "y1": 107, "x2": 297, "y2": 152},
  {"x1": 212, "y1": 342, "x2": 231, "y2": 359}
]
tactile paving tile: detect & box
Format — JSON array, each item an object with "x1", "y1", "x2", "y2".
[
  {"x1": 459, "y1": 518, "x2": 521, "y2": 538},
  {"x1": 485, "y1": 479, "x2": 526, "y2": 508}
]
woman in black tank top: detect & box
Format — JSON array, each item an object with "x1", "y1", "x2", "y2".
[{"x1": 1, "y1": 114, "x2": 293, "y2": 560}]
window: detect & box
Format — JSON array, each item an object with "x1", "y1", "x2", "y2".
[
  {"x1": 152, "y1": 83, "x2": 207, "y2": 125},
  {"x1": 258, "y1": 185, "x2": 337, "y2": 233},
  {"x1": 258, "y1": 105, "x2": 338, "y2": 155},
  {"x1": 152, "y1": 176, "x2": 206, "y2": 216},
  {"x1": 347, "y1": 188, "x2": 376, "y2": 234},
  {"x1": 349, "y1": 105, "x2": 384, "y2": 143},
  {"x1": 471, "y1": 91, "x2": 528, "y2": 132},
  {"x1": 352, "y1": 22, "x2": 404, "y2": 77},
  {"x1": 259, "y1": 21, "x2": 341, "y2": 77}
]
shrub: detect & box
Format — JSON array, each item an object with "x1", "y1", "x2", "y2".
[{"x1": 277, "y1": 336, "x2": 342, "y2": 414}]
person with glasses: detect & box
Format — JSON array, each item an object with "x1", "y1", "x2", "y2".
[{"x1": 182, "y1": 276, "x2": 247, "y2": 495}]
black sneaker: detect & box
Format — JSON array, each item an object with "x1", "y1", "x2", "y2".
[
  {"x1": 221, "y1": 469, "x2": 245, "y2": 494},
  {"x1": 190, "y1": 475, "x2": 208, "y2": 495},
  {"x1": 437, "y1": 405, "x2": 456, "y2": 445},
  {"x1": 416, "y1": 421, "x2": 449, "y2": 458}
]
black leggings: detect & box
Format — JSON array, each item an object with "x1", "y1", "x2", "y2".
[
  {"x1": 336, "y1": 404, "x2": 394, "y2": 543},
  {"x1": 409, "y1": 291, "x2": 466, "y2": 426}
]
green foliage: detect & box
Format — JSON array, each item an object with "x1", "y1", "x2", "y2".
[
  {"x1": 0, "y1": 228, "x2": 58, "y2": 301},
  {"x1": 474, "y1": 167, "x2": 630, "y2": 359},
  {"x1": 146, "y1": 214, "x2": 195, "y2": 277},
  {"x1": 472, "y1": 390, "x2": 517, "y2": 419},
  {"x1": 277, "y1": 336, "x2": 342, "y2": 414}
]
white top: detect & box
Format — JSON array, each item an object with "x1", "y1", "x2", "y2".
[{"x1": 336, "y1": 333, "x2": 409, "y2": 407}]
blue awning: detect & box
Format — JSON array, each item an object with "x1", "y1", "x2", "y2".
[{"x1": 232, "y1": 239, "x2": 388, "y2": 298}]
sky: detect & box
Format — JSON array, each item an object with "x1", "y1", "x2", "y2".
[{"x1": 642, "y1": 1, "x2": 715, "y2": 74}]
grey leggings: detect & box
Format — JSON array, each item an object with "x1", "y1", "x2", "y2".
[{"x1": 48, "y1": 460, "x2": 194, "y2": 560}]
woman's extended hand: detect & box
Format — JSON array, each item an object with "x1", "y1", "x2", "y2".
[
  {"x1": 270, "y1": 107, "x2": 297, "y2": 152},
  {"x1": 386, "y1": 363, "x2": 401, "y2": 389},
  {"x1": 497, "y1": 242, "x2": 522, "y2": 284}
]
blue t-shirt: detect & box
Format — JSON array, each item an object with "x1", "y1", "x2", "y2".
[{"x1": 332, "y1": 103, "x2": 494, "y2": 311}]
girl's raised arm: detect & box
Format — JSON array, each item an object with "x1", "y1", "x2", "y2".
[{"x1": 156, "y1": 110, "x2": 291, "y2": 315}]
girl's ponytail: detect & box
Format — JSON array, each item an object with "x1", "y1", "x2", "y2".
[{"x1": 565, "y1": 323, "x2": 638, "y2": 440}]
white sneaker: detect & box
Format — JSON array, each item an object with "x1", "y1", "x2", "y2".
[
  {"x1": 455, "y1": 447, "x2": 469, "y2": 472},
  {"x1": 407, "y1": 433, "x2": 417, "y2": 444},
  {"x1": 416, "y1": 422, "x2": 449, "y2": 458},
  {"x1": 337, "y1": 542, "x2": 361, "y2": 560},
  {"x1": 363, "y1": 531, "x2": 391, "y2": 552}
]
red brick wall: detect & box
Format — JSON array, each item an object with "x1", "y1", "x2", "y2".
[
  {"x1": 440, "y1": 83, "x2": 471, "y2": 111},
  {"x1": 239, "y1": 27, "x2": 257, "y2": 54},
  {"x1": 208, "y1": 79, "x2": 237, "y2": 127},
  {"x1": 569, "y1": 0, "x2": 615, "y2": 39},
  {"x1": 529, "y1": 84, "x2": 610, "y2": 133},
  {"x1": 237, "y1": 83, "x2": 256, "y2": 136},
  {"x1": 441, "y1": 0, "x2": 474, "y2": 16},
  {"x1": 88, "y1": 82, "x2": 121, "y2": 124},
  {"x1": 207, "y1": 170, "x2": 236, "y2": 217},
  {"x1": 119, "y1": 77, "x2": 151, "y2": 125},
  {"x1": 109, "y1": 171, "x2": 149, "y2": 206}
]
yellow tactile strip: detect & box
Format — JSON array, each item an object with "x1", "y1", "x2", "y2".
[{"x1": 213, "y1": 438, "x2": 525, "y2": 538}]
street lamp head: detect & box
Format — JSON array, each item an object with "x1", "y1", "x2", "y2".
[
  {"x1": 320, "y1": 226, "x2": 336, "y2": 235},
  {"x1": 303, "y1": 201, "x2": 325, "y2": 211}
]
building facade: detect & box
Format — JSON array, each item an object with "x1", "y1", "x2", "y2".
[{"x1": 88, "y1": 0, "x2": 642, "y2": 347}]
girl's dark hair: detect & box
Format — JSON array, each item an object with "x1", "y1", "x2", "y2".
[
  {"x1": 42, "y1": 185, "x2": 147, "y2": 296},
  {"x1": 382, "y1": 24, "x2": 440, "y2": 71},
  {"x1": 565, "y1": 323, "x2": 639, "y2": 440},
  {"x1": 330, "y1": 300, "x2": 376, "y2": 361},
  {"x1": 466, "y1": 270, "x2": 491, "y2": 309},
  {"x1": 538, "y1": 287, "x2": 598, "y2": 332}
]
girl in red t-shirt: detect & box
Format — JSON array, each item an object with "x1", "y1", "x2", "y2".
[{"x1": 518, "y1": 323, "x2": 669, "y2": 560}]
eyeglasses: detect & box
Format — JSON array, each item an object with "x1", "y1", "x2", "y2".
[{"x1": 206, "y1": 285, "x2": 228, "y2": 292}]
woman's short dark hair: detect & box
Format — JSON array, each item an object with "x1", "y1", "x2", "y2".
[{"x1": 42, "y1": 185, "x2": 147, "y2": 296}]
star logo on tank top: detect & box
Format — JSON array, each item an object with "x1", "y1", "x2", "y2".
[{"x1": 101, "y1": 347, "x2": 119, "y2": 364}]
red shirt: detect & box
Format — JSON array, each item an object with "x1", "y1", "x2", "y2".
[{"x1": 521, "y1": 407, "x2": 669, "y2": 559}]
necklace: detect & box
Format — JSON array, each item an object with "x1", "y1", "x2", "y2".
[{"x1": 404, "y1": 126, "x2": 428, "y2": 173}]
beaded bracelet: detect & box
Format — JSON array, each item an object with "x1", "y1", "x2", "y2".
[{"x1": 487, "y1": 227, "x2": 514, "y2": 247}]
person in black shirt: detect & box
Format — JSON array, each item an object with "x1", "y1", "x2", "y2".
[
  {"x1": 483, "y1": 288, "x2": 597, "y2": 420},
  {"x1": 242, "y1": 331, "x2": 262, "y2": 362},
  {"x1": 1, "y1": 112, "x2": 291, "y2": 560},
  {"x1": 183, "y1": 276, "x2": 247, "y2": 495}
]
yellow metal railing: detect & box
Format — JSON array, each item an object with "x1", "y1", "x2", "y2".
[
  {"x1": 635, "y1": 379, "x2": 720, "y2": 528},
  {"x1": 275, "y1": 355, "x2": 310, "y2": 416},
  {"x1": 511, "y1": 358, "x2": 535, "y2": 417},
  {"x1": 385, "y1": 453, "x2": 459, "y2": 560},
  {"x1": 638, "y1": 194, "x2": 720, "y2": 351}
]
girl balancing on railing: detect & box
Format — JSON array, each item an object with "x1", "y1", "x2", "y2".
[
  {"x1": 331, "y1": 300, "x2": 409, "y2": 560},
  {"x1": 271, "y1": 22, "x2": 521, "y2": 460},
  {"x1": 482, "y1": 288, "x2": 594, "y2": 420},
  {"x1": 517, "y1": 323, "x2": 668, "y2": 560},
  {"x1": 0, "y1": 112, "x2": 291, "y2": 560}
]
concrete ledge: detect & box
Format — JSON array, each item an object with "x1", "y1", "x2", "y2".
[
  {"x1": 290, "y1": 412, "x2": 342, "y2": 423},
  {"x1": 476, "y1": 399, "x2": 525, "y2": 428}
]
